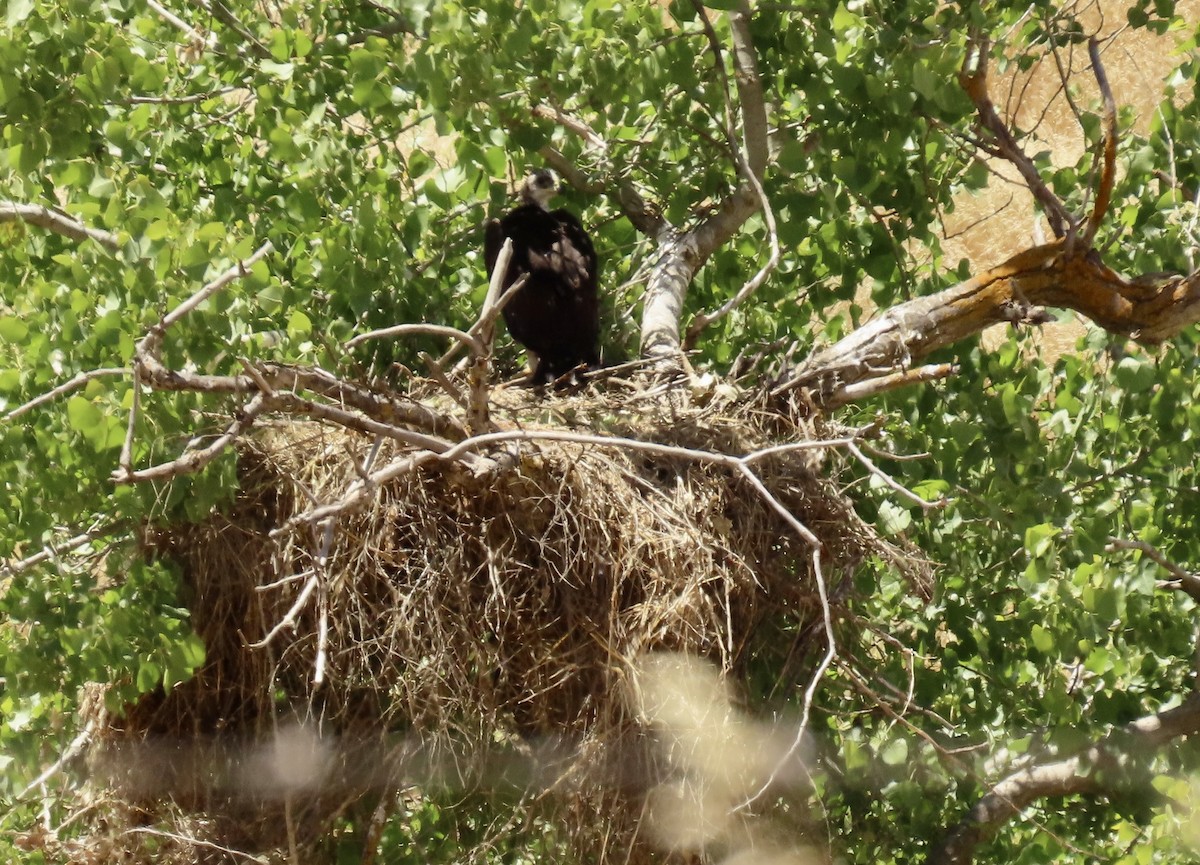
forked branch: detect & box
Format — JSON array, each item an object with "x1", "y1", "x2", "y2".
[{"x1": 788, "y1": 34, "x2": 1199, "y2": 409}]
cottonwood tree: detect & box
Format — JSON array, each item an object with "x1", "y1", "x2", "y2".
[{"x1": 3, "y1": 1, "x2": 1200, "y2": 863}]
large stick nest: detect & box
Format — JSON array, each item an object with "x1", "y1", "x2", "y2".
[{"x1": 87, "y1": 385, "x2": 928, "y2": 862}]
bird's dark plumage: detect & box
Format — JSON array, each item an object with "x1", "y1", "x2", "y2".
[{"x1": 484, "y1": 170, "x2": 600, "y2": 384}]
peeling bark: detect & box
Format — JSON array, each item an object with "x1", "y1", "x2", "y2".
[{"x1": 781, "y1": 242, "x2": 1200, "y2": 409}]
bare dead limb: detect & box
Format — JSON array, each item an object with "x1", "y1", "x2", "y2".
[
  {"x1": 959, "y1": 37, "x2": 1074, "y2": 238},
  {"x1": 927, "y1": 692, "x2": 1200, "y2": 865},
  {"x1": 109, "y1": 241, "x2": 471, "y2": 484},
  {"x1": 1081, "y1": 36, "x2": 1118, "y2": 247},
  {"x1": 0, "y1": 526, "x2": 120, "y2": 579},
  {"x1": 824, "y1": 364, "x2": 956, "y2": 408},
  {"x1": 0, "y1": 202, "x2": 120, "y2": 251},
  {"x1": 3, "y1": 368, "x2": 128, "y2": 421},
  {"x1": 779, "y1": 240, "x2": 1200, "y2": 407},
  {"x1": 112, "y1": 391, "x2": 268, "y2": 484},
  {"x1": 438, "y1": 274, "x2": 527, "y2": 371}
]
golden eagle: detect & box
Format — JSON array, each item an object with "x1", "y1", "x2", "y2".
[{"x1": 484, "y1": 169, "x2": 599, "y2": 384}]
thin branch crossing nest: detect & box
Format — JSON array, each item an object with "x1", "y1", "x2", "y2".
[
  {"x1": 87, "y1": 381, "x2": 928, "y2": 861},
  {"x1": 13, "y1": 242, "x2": 935, "y2": 862}
]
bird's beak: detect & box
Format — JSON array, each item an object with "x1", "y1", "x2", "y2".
[{"x1": 557, "y1": 181, "x2": 568, "y2": 195}]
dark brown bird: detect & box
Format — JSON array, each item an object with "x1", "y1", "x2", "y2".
[{"x1": 484, "y1": 169, "x2": 600, "y2": 384}]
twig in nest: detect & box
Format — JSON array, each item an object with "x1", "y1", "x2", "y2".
[
  {"x1": 467, "y1": 238, "x2": 514, "y2": 435},
  {"x1": 346, "y1": 323, "x2": 483, "y2": 355},
  {"x1": 420, "y1": 351, "x2": 469, "y2": 410}
]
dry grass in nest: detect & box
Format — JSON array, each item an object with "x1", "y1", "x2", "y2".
[{"x1": 86, "y1": 386, "x2": 927, "y2": 862}]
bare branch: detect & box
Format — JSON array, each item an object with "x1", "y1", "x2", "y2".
[
  {"x1": 249, "y1": 569, "x2": 321, "y2": 648},
  {"x1": 0, "y1": 202, "x2": 120, "y2": 251},
  {"x1": 346, "y1": 323, "x2": 483, "y2": 356},
  {"x1": 928, "y1": 693, "x2": 1200, "y2": 865},
  {"x1": 845, "y1": 441, "x2": 946, "y2": 511},
  {"x1": 1081, "y1": 36, "x2": 1118, "y2": 247},
  {"x1": 3, "y1": 368, "x2": 127, "y2": 421},
  {"x1": 15, "y1": 719, "x2": 96, "y2": 800},
  {"x1": 124, "y1": 89, "x2": 233, "y2": 105},
  {"x1": 958, "y1": 37, "x2": 1074, "y2": 238},
  {"x1": 466, "y1": 238, "x2": 513, "y2": 435},
  {"x1": 111, "y1": 391, "x2": 268, "y2": 484},
  {"x1": 1107, "y1": 536, "x2": 1200, "y2": 603},
  {"x1": 532, "y1": 103, "x2": 608, "y2": 152},
  {"x1": 146, "y1": 0, "x2": 211, "y2": 46},
  {"x1": 827, "y1": 364, "x2": 957, "y2": 408},
  {"x1": 683, "y1": 165, "x2": 779, "y2": 348},
  {"x1": 159, "y1": 243, "x2": 274, "y2": 334},
  {"x1": 0, "y1": 526, "x2": 120, "y2": 579},
  {"x1": 187, "y1": 0, "x2": 271, "y2": 59}
]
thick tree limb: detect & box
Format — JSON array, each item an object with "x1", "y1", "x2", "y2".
[
  {"x1": 682, "y1": 0, "x2": 779, "y2": 348},
  {"x1": 639, "y1": 4, "x2": 770, "y2": 368},
  {"x1": 0, "y1": 202, "x2": 120, "y2": 251},
  {"x1": 779, "y1": 241, "x2": 1200, "y2": 407},
  {"x1": 927, "y1": 692, "x2": 1200, "y2": 865},
  {"x1": 533, "y1": 9, "x2": 770, "y2": 371}
]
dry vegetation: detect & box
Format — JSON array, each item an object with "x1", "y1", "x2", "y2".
[{"x1": 69, "y1": 382, "x2": 931, "y2": 862}]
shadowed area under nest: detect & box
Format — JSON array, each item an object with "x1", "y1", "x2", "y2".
[{"x1": 86, "y1": 387, "x2": 930, "y2": 862}]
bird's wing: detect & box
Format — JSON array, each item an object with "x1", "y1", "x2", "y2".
[{"x1": 550, "y1": 209, "x2": 599, "y2": 286}]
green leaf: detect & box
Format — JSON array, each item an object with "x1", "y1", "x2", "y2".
[
  {"x1": 0, "y1": 315, "x2": 30, "y2": 342},
  {"x1": 1031, "y1": 625, "x2": 1055, "y2": 654},
  {"x1": 261, "y1": 60, "x2": 295, "y2": 81},
  {"x1": 878, "y1": 499, "x2": 912, "y2": 535},
  {"x1": 66, "y1": 395, "x2": 104, "y2": 434},
  {"x1": 287, "y1": 309, "x2": 312, "y2": 336},
  {"x1": 879, "y1": 737, "x2": 908, "y2": 766},
  {"x1": 6, "y1": 0, "x2": 33, "y2": 27}
]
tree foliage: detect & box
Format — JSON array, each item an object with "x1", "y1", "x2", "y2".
[{"x1": 3, "y1": 0, "x2": 1200, "y2": 863}]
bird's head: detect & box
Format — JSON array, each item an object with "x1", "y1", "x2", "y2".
[{"x1": 519, "y1": 169, "x2": 562, "y2": 209}]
